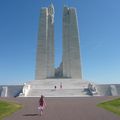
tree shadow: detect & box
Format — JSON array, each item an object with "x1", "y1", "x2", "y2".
[{"x1": 23, "y1": 113, "x2": 38, "y2": 116}]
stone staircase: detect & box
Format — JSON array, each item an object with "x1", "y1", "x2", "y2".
[
  {"x1": 20, "y1": 79, "x2": 95, "y2": 97},
  {"x1": 28, "y1": 88, "x2": 88, "y2": 97}
]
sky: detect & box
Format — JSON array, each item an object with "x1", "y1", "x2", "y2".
[{"x1": 0, "y1": 0, "x2": 120, "y2": 85}]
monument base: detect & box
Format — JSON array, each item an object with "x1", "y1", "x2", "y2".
[
  {"x1": 19, "y1": 79, "x2": 120, "y2": 97},
  {"x1": 20, "y1": 79, "x2": 97, "y2": 97}
]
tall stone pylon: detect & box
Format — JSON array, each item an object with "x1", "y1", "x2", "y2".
[
  {"x1": 62, "y1": 6, "x2": 82, "y2": 79},
  {"x1": 35, "y1": 4, "x2": 55, "y2": 80}
]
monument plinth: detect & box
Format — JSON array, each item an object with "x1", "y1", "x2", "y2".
[{"x1": 21, "y1": 79, "x2": 94, "y2": 97}]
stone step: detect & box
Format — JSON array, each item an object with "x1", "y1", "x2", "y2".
[
  {"x1": 21, "y1": 79, "x2": 95, "y2": 97},
  {"x1": 27, "y1": 88, "x2": 89, "y2": 97},
  {"x1": 25, "y1": 79, "x2": 90, "y2": 90}
]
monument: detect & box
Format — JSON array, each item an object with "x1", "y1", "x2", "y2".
[
  {"x1": 35, "y1": 4, "x2": 82, "y2": 80},
  {"x1": 20, "y1": 3, "x2": 120, "y2": 97},
  {"x1": 1, "y1": 4, "x2": 120, "y2": 97},
  {"x1": 19, "y1": 4, "x2": 94, "y2": 97}
]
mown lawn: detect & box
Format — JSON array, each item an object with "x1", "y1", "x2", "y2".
[
  {"x1": 98, "y1": 98, "x2": 120, "y2": 116},
  {"x1": 0, "y1": 100, "x2": 22, "y2": 120}
]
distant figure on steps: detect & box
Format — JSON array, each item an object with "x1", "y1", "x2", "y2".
[
  {"x1": 60, "y1": 82, "x2": 62, "y2": 89},
  {"x1": 54, "y1": 85, "x2": 57, "y2": 90}
]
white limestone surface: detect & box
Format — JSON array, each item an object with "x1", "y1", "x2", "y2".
[
  {"x1": 21, "y1": 79, "x2": 93, "y2": 97},
  {"x1": 62, "y1": 7, "x2": 82, "y2": 79}
]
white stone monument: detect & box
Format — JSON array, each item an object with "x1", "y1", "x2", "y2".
[{"x1": 21, "y1": 4, "x2": 95, "y2": 97}]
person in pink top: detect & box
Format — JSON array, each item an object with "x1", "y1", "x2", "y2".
[{"x1": 38, "y1": 95, "x2": 47, "y2": 116}]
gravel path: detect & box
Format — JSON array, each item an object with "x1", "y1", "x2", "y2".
[{"x1": 1, "y1": 97, "x2": 120, "y2": 120}]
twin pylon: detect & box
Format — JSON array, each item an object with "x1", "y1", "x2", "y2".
[{"x1": 35, "y1": 4, "x2": 82, "y2": 80}]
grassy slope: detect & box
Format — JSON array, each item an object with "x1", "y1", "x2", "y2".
[
  {"x1": 98, "y1": 98, "x2": 120, "y2": 116},
  {"x1": 0, "y1": 100, "x2": 22, "y2": 120}
]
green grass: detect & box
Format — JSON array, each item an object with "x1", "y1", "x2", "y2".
[
  {"x1": 0, "y1": 100, "x2": 22, "y2": 120},
  {"x1": 98, "y1": 98, "x2": 120, "y2": 116}
]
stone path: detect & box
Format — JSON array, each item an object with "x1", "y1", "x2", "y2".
[{"x1": 1, "y1": 97, "x2": 120, "y2": 120}]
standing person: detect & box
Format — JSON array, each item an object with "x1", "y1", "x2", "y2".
[
  {"x1": 54, "y1": 85, "x2": 57, "y2": 90},
  {"x1": 60, "y1": 82, "x2": 62, "y2": 89},
  {"x1": 38, "y1": 95, "x2": 47, "y2": 116}
]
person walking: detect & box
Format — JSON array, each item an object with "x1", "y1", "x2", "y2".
[{"x1": 38, "y1": 95, "x2": 47, "y2": 116}]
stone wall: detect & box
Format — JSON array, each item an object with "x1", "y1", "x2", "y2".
[
  {"x1": 96, "y1": 84, "x2": 120, "y2": 96},
  {"x1": 0, "y1": 85, "x2": 23, "y2": 97},
  {"x1": 0, "y1": 86, "x2": 3, "y2": 96}
]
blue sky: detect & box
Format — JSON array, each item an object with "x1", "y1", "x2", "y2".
[{"x1": 0, "y1": 0, "x2": 120, "y2": 85}]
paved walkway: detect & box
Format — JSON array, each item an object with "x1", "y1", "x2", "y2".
[{"x1": 1, "y1": 97, "x2": 120, "y2": 120}]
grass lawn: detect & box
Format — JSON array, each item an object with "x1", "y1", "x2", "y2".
[
  {"x1": 0, "y1": 100, "x2": 22, "y2": 120},
  {"x1": 98, "y1": 98, "x2": 120, "y2": 116}
]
